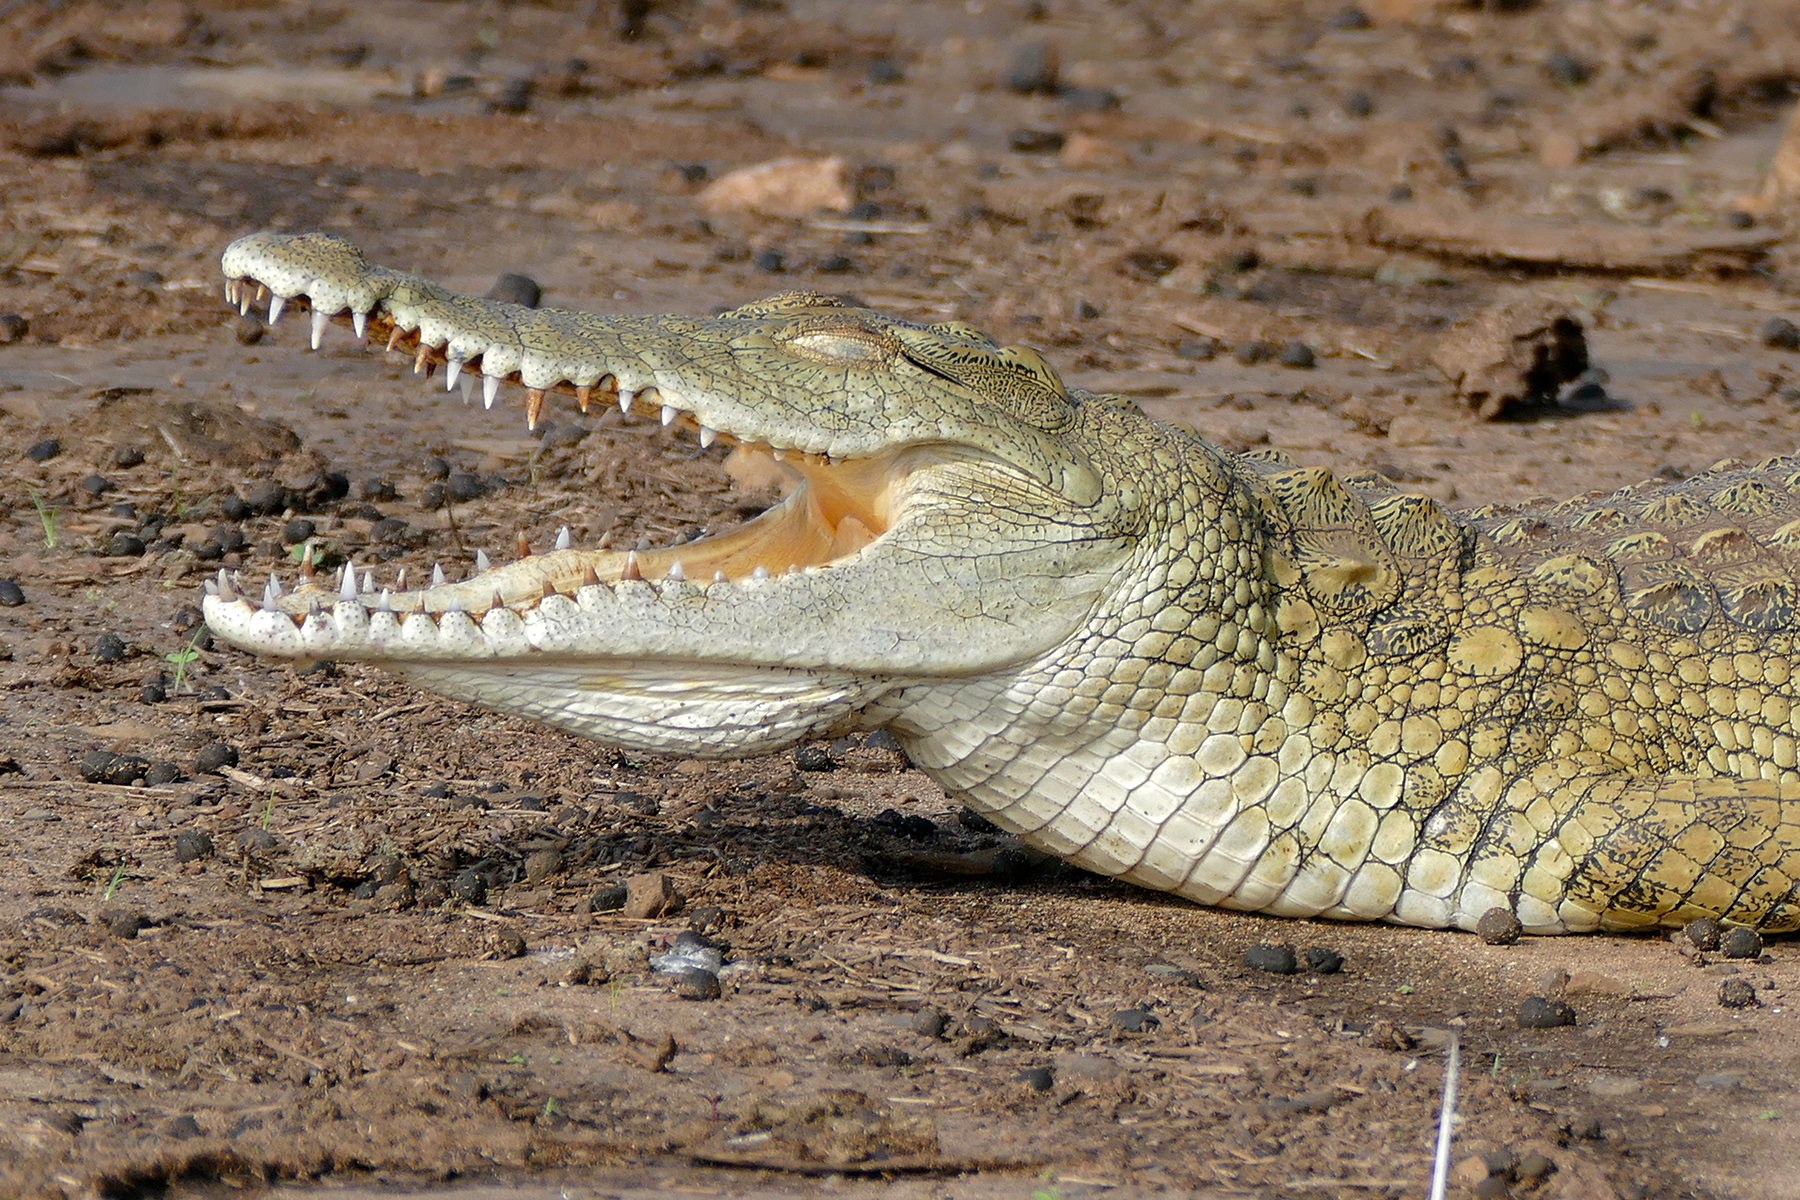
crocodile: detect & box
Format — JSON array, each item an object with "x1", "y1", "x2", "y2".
[{"x1": 203, "y1": 231, "x2": 1800, "y2": 935}]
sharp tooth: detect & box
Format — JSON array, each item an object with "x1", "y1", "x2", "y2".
[
  {"x1": 414, "y1": 344, "x2": 431, "y2": 375},
  {"x1": 445, "y1": 357, "x2": 464, "y2": 392},
  {"x1": 475, "y1": 549, "x2": 492, "y2": 572},
  {"x1": 713, "y1": 570, "x2": 727, "y2": 583},
  {"x1": 352, "y1": 310, "x2": 368, "y2": 340},
  {"x1": 543, "y1": 580, "x2": 558, "y2": 599},
  {"x1": 623, "y1": 551, "x2": 642, "y2": 581},
  {"x1": 489, "y1": 591, "x2": 505, "y2": 612},
  {"x1": 396, "y1": 567, "x2": 409, "y2": 591},
  {"x1": 340, "y1": 557, "x2": 358, "y2": 601},
  {"x1": 431, "y1": 563, "x2": 447, "y2": 587},
  {"x1": 752, "y1": 565, "x2": 770, "y2": 580},
  {"x1": 386, "y1": 327, "x2": 404, "y2": 352},
  {"x1": 310, "y1": 308, "x2": 328, "y2": 350},
  {"x1": 204, "y1": 577, "x2": 219, "y2": 597},
  {"x1": 239, "y1": 291, "x2": 251, "y2": 317},
  {"x1": 445, "y1": 595, "x2": 463, "y2": 613},
  {"x1": 263, "y1": 574, "x2": 282, "y2": 605},
  {"x1": 460, "y1": 373, "x2": 474, "y2": 404},
  {"x1": 526, "y1": 388, "x2": 546, "y2": 429},
  {"x1": 668, "y1": 559, "x2": 685, "y2": 581},
  {"x1": 483, "y1": 374, "x2": 500, "y2": 408},
  {"x1": 699, "y1": 425, "x2": 717, "y2": 448},
  {"x1": 576, "y1": 385, "x2": 592, "y2": 412},
  {"x1": 772, "y1": 448, "x2": 788, "y2": 462},
  {"x1": 661, "y1": 404, "x2": 678, "y2": 427},
  {"x1": 256, "y1": 284, "x2": 267, "y2": 301},
  {"x1": 619, "y1": 389, "x2": 634, "y2": 416},
  {"x1": 217, "y1": 568, "x2": 236, "y2": 600},
  {"x1": 516, "y1": 532, "x2": 532, "y2": 558},
  {"x1": 582, "y1": 565, "x2": 601, "y2": 587},
  {"x1": 267, "y1": 295, "x2": 285, "y2": 325},
  {"x1": 554, "y1": 526, "x2": 572, "y2": 551},
  {"x1": 377, "y1": 588, "x2": 393, "y2": 612},
  {"x1": 362, "y1": 569, "x2": 373, "y2": 592}
]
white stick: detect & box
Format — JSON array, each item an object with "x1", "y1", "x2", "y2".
[{"x1": 1428, "y1": 1035, "x2": 1462, "y2": 1200}]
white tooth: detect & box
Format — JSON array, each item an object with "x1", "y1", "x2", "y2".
[
  {"x1": 483, "y1": 375, "x2": 500, "y2": 408},
  {"x1": 339, "y1": 557, "x2": 357, "y2": 601},
  {"x1": 460, "y1": 374, "x2": 474, "y2": 404},
  {"x1": 668, "y1": 559, "x2": 685, "y2": 581},
  {"x1": 361, "y1": 569, "x2": 373, "y2": 592},
  {"x1": 772, "y1": 448, "x2": 788, "y2": 462},
  {"x1": 752, "y1": 565, "x2": 770, "y2": 580},
  {"x1": 475, "y1": 549, "x2": 492, "y2": 572},
  {"x1": 267, "y1": 295, "x2": 285, "y2": 325},
  {"x1": 377, "y1": 588, "x2": 393, "y2": 612},
  {"x1": 310, "y1": 308, "x2": 327, "y2": 350},
  {"x1": 352, "y1": 310, "x2": 367, "y2": 340},
  {"x1": 661, "y1": 405, "x2": 678, "y2": 426},
  {"x1": 555, "y1": 526, "x2": 573, "y2": 550},
  {"x1": 239, "y1": 292, "x2": 251, "y2": 317},
  {"x1": 431, "y1": 563, "x2": 447, "y2": 587},
  {"x1": 618, "y1": 389, "x2": 634, "y2": 416},
  {"x1": 445, "y1": 595, "x2": 464, "y2": 612},
  {"x1": 204, "y1": 577, "x2": 219, "y2": 597},
  {"x1": 445, "y1": 357, "x2": 464, "y2": 391},
  {"x1": 266, "y1": 573, "x2": 284, "y2": 599},
  {"x1": 699, "y1": 425, "x2": 717, "y2": 448},
  {"x1": 713, "y1": 571, "x2": 727, "y2": 583}
]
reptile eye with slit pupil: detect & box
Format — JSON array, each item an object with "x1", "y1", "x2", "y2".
[{"x1": 784, "y1": 331, "x2": 890, "y2": 362}]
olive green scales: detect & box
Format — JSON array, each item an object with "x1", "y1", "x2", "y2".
[{"x1": 204, "y1": 232, "x2": 1800, "y2": 935}]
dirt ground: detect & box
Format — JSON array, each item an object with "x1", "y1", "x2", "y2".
[{"x1": 3, "y1": 2, "x2": 1800, "y2": 1197}]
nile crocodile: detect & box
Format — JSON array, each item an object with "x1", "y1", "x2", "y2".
[{"x1": 203, "y1": 231, "x2": 1800, "y2": 935}]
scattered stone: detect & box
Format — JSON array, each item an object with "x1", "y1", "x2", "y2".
[
  {"x1": 1009, "y1": 129, "x2": 1066, "y2": 155},
  {"x1": 909, "y1": 1008, "x2": 948, "y2": 1038},
  {"x1": 370, "y1": 517, "x2": 410, "y2": 544},
  {"x1": 450, "y1": 868, "x2": 488, "y2": 905},
  {"x1": 795, "y1": 745, "x2": 836, "y2": 772},
  {"x1": 244, "y1": 480, "x2": 289, "y2": 515},
  {"x1": 1305, "y1": 947, "x2": 1344, "y2": 974},
  {"x1": 1110, "y1": 1007, "x2": 1159, "y2": 1033},
  {"x1": 866, "y1": 57, "x2": 904, "y2": 86},
  {"x1": 1263, "y1": 1089, "x2": 1339, "y2": 1116},
  {"x1": 1683, "y1": 917, "x2": 1722, "y2": 951},
  {"x1": 281, "y1": 518, "x2": 315, "y2": 545},
  {"x1": 1544, "y1": 50, "x2": 1591, "y2": 88},
  {"x1": 523, "y1": 849, "x2": 563, "y2": 883},
  {"x1": 24, "y1": 438, "x2": 61, "y2": 462},
  {"x1": 489, "y1": 928, "x2": 528, "y2": 959},
  {"x1": 1727, "y1": 210, "x2": 1756, "y2": 229},
  {"x1": 753, "y1": 248, "x2": 786, "y2": 273},
  {"x1": 1244, "y1": 944, "x2": 1298, "y2": 975},
  {"x1": 1146, "y1": 963, "x2": 1203, "y2": 987},
  {"x1": 1719, "y1": 927, "x2": 1763, "y2": 960},
  {"x1": 1019, "y1": 1065, "x2": 1055, "y2": 1092},
  {"x1": 104, "y1": 910, "x2": 149, "y2": 940},
  {"x1": 165, "y1": 1114, "x2": 202, "y2": 1140},
  {"x1": 1278, "y1": 341, "x2": 1316, "y2": 369},
  {"x1": 194, "y1": 742, "x2": 239, "y2": 775},
  {"x1": 0, "y1": 580, "x2": 26, "y2": 607},
  {"x1": 1759, "y1": 316, "x2": 1800, "y2": 351},
  {"x1": 143, "y1": 761, "x2": 181, "y2": 786},
  {"x1": 1076, "y1": 299, "x2": 1101, "y2": 320},
  {"x1": 80, "y1": 474, "x2": 114, "y2": 496},
  {"x1": 219, "y1": 495, "x2": 252, "y2": 521},
  {"x1": 623, "y1": 871, "x2": 685, "y2": 919},
  {"x1": 21, "y1": 808, "x2": 60, "y2": 822},
  {"x1": 80, "y1": 749, "x2": 148, "y2": 785},
  {"x1": 1718, "y1": 978, "x2": 1759, "y2": 1009},
  {"x1": 1432, "y1": 292, "x2": 1588, "y2": 419},
  {"x1": 1568, "y1": 1114, "x2": 1602, "y2": 1140},
  {"x1": 672, "y1": 968, "x2": 722, "y2": 1000},
  {"x1": 174, "y1": 830, "x2": 214, "y2": 863},
  {"x1": 105, "y1": 532, "x2": 146, "y2": 558},
  {"x1": 446, "y1": 472, "x2": 487, "y2": 502},
  {"x1": 1518, "y1": 996, "x2": 1577, "y2": 1028},
  {"x1": 697, "y1": 156, "x2": 852, "y2": 218},
  {"x1": 1327, "y1": 6, "x2": 1370, "y2": 30},
  {"x1": 1004, "y1": 42, "x2": 1058, "y2": 95},
  {"x1": 417, "y1": 879, "x2": 449, "y2": 907},
  {"x1": 590, "y1": 883, "x2": 628, "y2": 912},
  {"x1": 1342, "y1": 90, "x2": 1374, "y2": 118},
  {"x1": 0, "y1": 313, "x2": 29, "y2": 344},
  {"x1": 491, "y1": 76, "x2": 533, "y2": 114},
  {"x1": 236, "y1": 829, "x2": 279, "y2": 853},
  {"x1": 234, "y1": 317, "x2": 265, "y2": 345},
  {"x1": 1175, "y1": 336, "x2": 1218, "y2": 360},
  {"x1": 1478, "y1": 907, "x2": 1523, "y2": 945},
  {"x1": 1060, "y1": 86, "x2": 1119, "y2": 113},
  {"x1": 1234, "y1": 340, "x2": 1275, "y2": 365}
]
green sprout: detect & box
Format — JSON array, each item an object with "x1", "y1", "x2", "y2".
[
  {"x1": 165, "y1": 627, "x2": 207, "y2": 694},
  {"x1": 103, "y1": 861, "x2": 126, "y2": 901},
  {"x1": 26, "y1": 488, "x2": 57, "y2": 548},
  {"x1": 261, "y1": 791, "x2": 276, "y2": 830}
]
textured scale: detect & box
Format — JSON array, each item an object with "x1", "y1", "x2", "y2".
[{"x1": 207, "y1": 232, "x2": 1800, "y2": 935}]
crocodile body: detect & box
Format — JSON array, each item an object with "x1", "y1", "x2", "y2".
[{"x1": 204, "y1": 232, "x2": 1800, "y2": 934}]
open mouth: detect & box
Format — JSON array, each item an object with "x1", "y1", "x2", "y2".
[{"x1": 211, "y1": 278, "x2": 910, "y2": 625}]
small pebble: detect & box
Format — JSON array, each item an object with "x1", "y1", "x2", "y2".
[
  {"x1": 194, "y1": 741, "x2": 239, "y2": 775},
  {"x1": 491, "y1": 76, "x2": 533, "y2": 114},
  {"x1": 866, "y1": 57, "x2": 904, "y2": 85},
  {"x1": 1244, "y1": 944, "x2": 1298, "y2": 975},
  {"x1": 795, "y1": 746, "x2": 837, "y2": 772},
  {"x1": 200, "y1": 685, "x2": 230, "y2": 701},
  {"x1": 1719, "y1": 926, "x2": 1763, "y2": 960},
  {"x1": 174, "y1": 830, "x2": 214, "y2": 863},
  {"x1": 24, "y1": 438, "x2": 61, "y2": 462},
  {"x1": 1076, "y1": 299, "x2": 1102, "y2": 320},
  {"x1": 80, "y1": 749, "x2": 148, "y2": 785},
  {"x1": 524, "y1": 848, "x2": 563, "y2": 883},
  {"x1": 451, "y1": 868, "x2": 488, "y2": 905},
  {"x1": 143, "y1": 761, "x2": 181, "y2": 786},
  {"x1": 1009, "y1": 128, "x2": 1065, "y2": 155},
  {"x1": 909, "y1": 1008, "x2": 948, "y2": 1038},
  {"x1": 236, "y1": 828, "x2": 279, "y2": 853},
  {"x1": 1718, "y1": 978, "x2": 1759, "y2": 1009},
  {"x1": 1760, "y1": 316, "x2": 1800, "y2": 352},
  {"x1": 1234, "y1": 340, "x2": 1274, "y2": 365},
  {"x1": 104, "y1": 910, "x2": 149, "y2": 940},
  {"x1": 753, "y1": 249, "x2": 786, "y2": 273},
  {"x1": 92, "y1": 633, "x2": 128, "y2": 663},
  {"x1": 1277, "y1": 341, "x2": 1316, "y2": 369},
  {"x1": 623, "y1": 871, "x2": 685, "y2": 918},
  {"x1": 1544, "y1": 50, "x2": 1591, "y2": 87},
  {"x1": 219, "y1": 495, "x2": 251, "y2": 521},
  {"x1": 1518, "y1": 996, "x2": 1576, "y2": 1028},
  {"x1": 140, "y1": 681, "x2": 167, "y2": 704},
  {"x1": 1145, "y1": 963, "x2": 1203, "y2": 987},
  {"x1": 447, "y1": 472, "x2": 487, "y2": 502},
  {"x1": 1478, "y1": 907, "x2": 1523, "y2": 945},
  {"x1": 1515, "y1": 1150, "x2": 1555, "y2": 1182},
  {"x1": 1568, "y1": 1114, "x2": 1602, "y2": 1140},
  {"x1": 1305, "y1": 947, "x2": 1344, "y2": 974},
  {"x1": 1175, "y1": 336, "x2": 1219, "y2": 360},
  {"x1": 370, "y1": 516, "x2": 410, "y2": 544},
  {"x1": 244, "y1": 480, "x2": 289, "y2": 515},
  {"x1": 80, "y1": 474, "x2": 113, "y2": 497},
  {"x1": 0, "y1": 580, "x2": 25, "y2": 607},
  {"x1": 234, "y1": 317, "x2": 266, "y2": 345},
  {"x1": 673, "y1": 968, "x2": 722, "y2": 1000},
  {"x1": 1326, "y1": 5, "x2": 1370, "y2": 29},
  {"x1": 1110, "y1": 1007, "x2": 1159, "y2": 1033},
  {"x1": 282, "y1": 518, "x2": 315, "y2": 545},
  {"x1": 105, "y1": 532, "x2": 146, "y2": 558},
  {"x1": 1726, "y1": 210, "x2": 1755, "y2": 229},
  {"x1": 1342, "y1": 90, "x2": 1373, "y2": 118},
  {"x1": 864, "y1": 729, "x2": 903, "y2": 752},
  {"x1": 1004, "y1": 42, "x2": 1058, "y2": 95},
  {"x1": 1019, "y1": 1065, "x2": 1055, "y2": 1092},
  {"x1": 0, "y1": 313, "x2": 28, "y2": 344},
  {"x1": 1683, "y1": 917, "x2": 1721, "y2": 950}
]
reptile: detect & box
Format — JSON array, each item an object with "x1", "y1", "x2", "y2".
[{"x1": 203, "y1": 231, "x2": 1800, "y2": 935}]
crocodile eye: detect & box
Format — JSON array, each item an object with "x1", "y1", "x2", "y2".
[{"x1": 784, "y1": 330, "x2": 892, "y2": 362}]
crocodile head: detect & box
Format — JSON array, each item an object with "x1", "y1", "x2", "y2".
[{"x1": 204, "y1": 232, "x2": 1158, "y2": 756}]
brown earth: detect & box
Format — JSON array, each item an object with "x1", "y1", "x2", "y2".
[{"x1": 2, "y1": 2, "x2": 1800, "y2": 1198}]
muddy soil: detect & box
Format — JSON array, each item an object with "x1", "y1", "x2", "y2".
[{"x1": 3, "y1": 2, "x2": 1800, "y2": 1198}]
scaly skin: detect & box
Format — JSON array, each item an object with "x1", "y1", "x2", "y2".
[{"x1": 204, "y1": 231, "x2": 1800, "y2": 934}]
